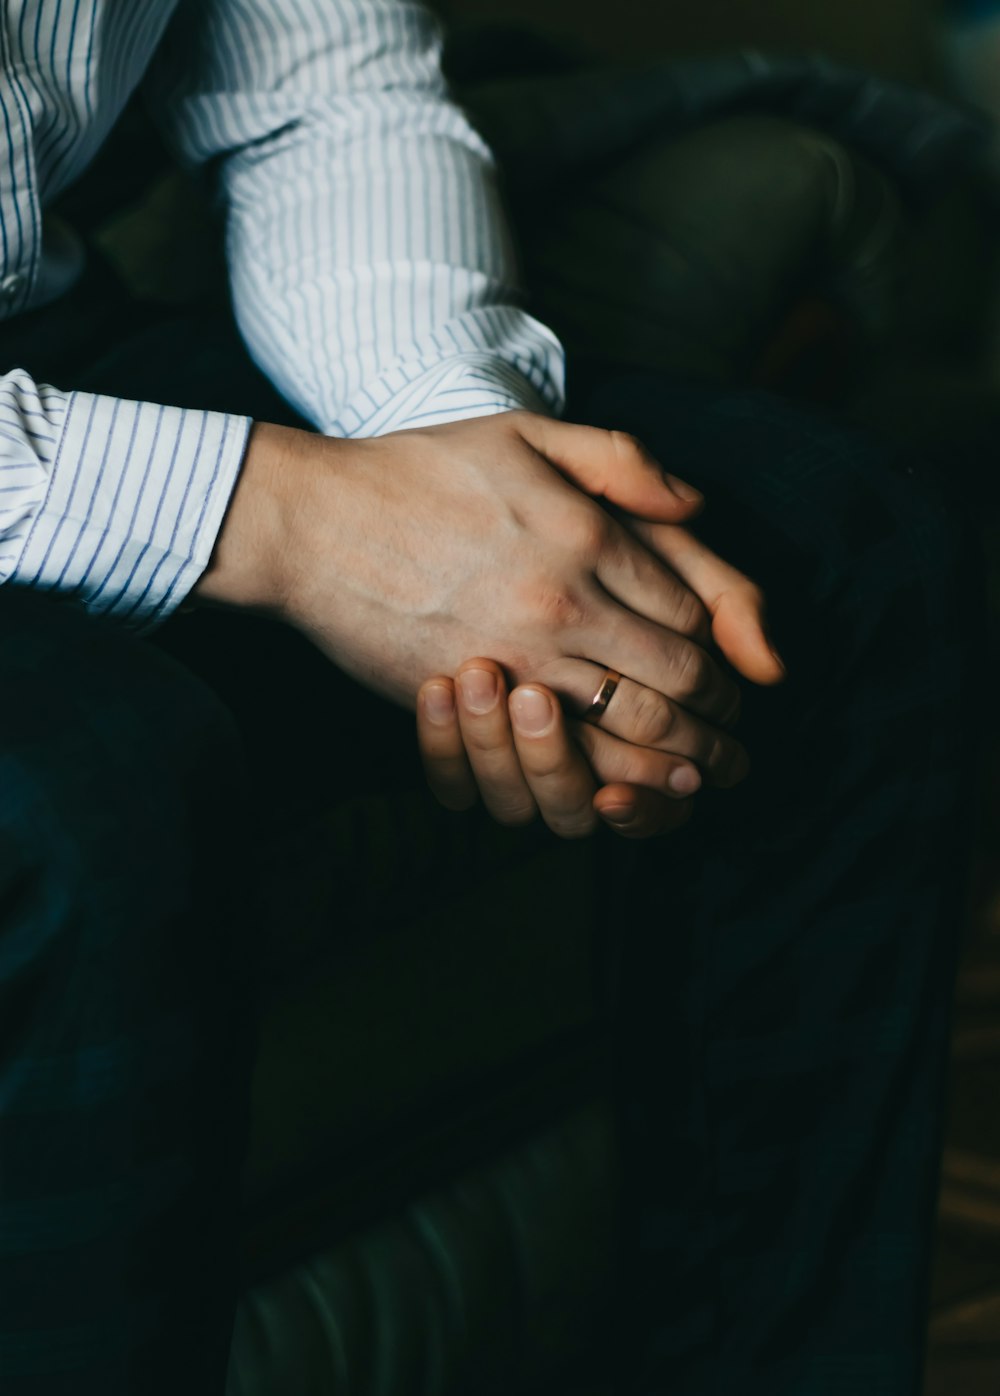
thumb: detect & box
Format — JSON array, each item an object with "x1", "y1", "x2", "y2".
[
  {"x1": 639, "y1": 523, "x2": 786, "y2": 686},
  {"x1": 514, "y1": 414, "x2": 704, "y2": 523},
  {"x1": 712, "y1": 589, "x2": 786, "y2": 687}
]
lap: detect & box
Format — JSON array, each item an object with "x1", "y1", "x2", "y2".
[
  {"x1": 0, "y1": 586, "x2": 245, "y2": 875},
  {"x1": 0, "y1": 594, "x2": 254, "y2": 1395},
  {"x1": 584, "y1": 374, "x2": 974, "y2": 769},
  {"x1": 590, "y1": 376, "x2": 975, "y2": 958},
  {"x1": 0, "y1": 586, "x2": 255, "y2": 1060},
  {"x1": 594, "y1": 379, "x2": 976, "y2": 1393}
]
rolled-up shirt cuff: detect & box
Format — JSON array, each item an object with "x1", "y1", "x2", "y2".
[
  {"x1": 11, "y1": 389, "x2": 250, "y2": 627},
  {"x1": 353, "y1": 354, "x2": 553, "y2": 435},
  {"x1": 331, "y1": 325, "x2": 565, "y2": 438}
]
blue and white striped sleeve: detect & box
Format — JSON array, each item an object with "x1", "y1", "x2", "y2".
[
  {"x1": 0, "y1": 369, "x2": 249, "y2": 625},
  {"x1": 144, "y1": 0, "x2": 565, "y2": 437}
]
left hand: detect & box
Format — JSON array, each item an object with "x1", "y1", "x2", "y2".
[{"x1": 417, "y1": 657, "x2": 704, "y2": 840}]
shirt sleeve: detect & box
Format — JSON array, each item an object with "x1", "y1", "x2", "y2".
[
  {"x1": 0, "y1": 369, "x2": 249, "y2": 625},
  {"x1": 143, "y1": 0, "x2": 566, "y2": 436}
]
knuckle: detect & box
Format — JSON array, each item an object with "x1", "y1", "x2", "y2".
[
  {"x1": 562, "y1": 502, "x2": 610, "y2": 558},
  {"x1": 741, "y1": 579, "x2": 766, "y2": 610},
  {"x1": 464, "y1": 729, "x2": 502, "y2": 757},
  {"x1": 529, "y1": 751, "x2": 571, "y2": 782},
  {"x1": 674, "y1": 588, "x2": 710, "y2": 640},
  {"x1": 608, "y1": 428, "x2": 644, "y2": 461},
  {"x1": 672, "y1": 644, "x2": 713, "y2": 702},
  {"x1": 621, "y1": 747, "x2": 662, "y2": 790},
  {"x1": 733, "y1": 578, "x2": 766, "y2": 617},
  {"x1": 628, "y1": 686, "x2": 674, "y2": 746},
  {"x1": 535, "y1": 583, "x2": 590, "y2": 632}
]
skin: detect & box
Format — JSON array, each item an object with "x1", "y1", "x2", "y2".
[
  {"x1": 417, "y1": 659, "x2": 705, "y2": 840},
  {"x1": 413, "y1": 446, "x2": 790, "y2": 839},
  {"x1": 196, "y1": 411, "x2": 784, "y2": 836},
  {"x1": 416, "y1": 542, "x2": 786, "y2": 840}
]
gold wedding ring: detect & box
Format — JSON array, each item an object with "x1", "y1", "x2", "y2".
[{"x1": 584, "y1": 669, "x2": 621, "y2": 725}]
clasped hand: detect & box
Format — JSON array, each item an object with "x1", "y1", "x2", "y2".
[
  {"x1": 199, "y1": 411, "x2": 784, "y2": 838},
  {"x1": 405, "y1": 416, "x2": 787, "y2": 839}
]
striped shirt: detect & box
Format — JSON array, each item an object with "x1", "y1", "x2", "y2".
[{"x1": 0, "y1": 0, "x2": 565, "y2": 625}]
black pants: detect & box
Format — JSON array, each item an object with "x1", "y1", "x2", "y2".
[{"x1": 0, "y1": 275, "x2": 978, "y2": 1394}]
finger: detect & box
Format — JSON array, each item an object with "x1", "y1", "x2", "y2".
[
  {"x1": 593, "y1": 782, "x2": 695, "y2": 839},
  {"x1": 542, "y1": 659, "x2": 747, "y2": 784},
  {"x1": 575, "y1": 591, "x2": 743, "y2": 726},
  {"x1": 512, "y1": 413, "x2": 705, "y2": 524},
  {"x1": 454, "y1": 660, "x2": 536, "y2": 826},
  {"x1": 575, "y1": 658, "x2": 748, "y2": 781},
  {"x1": 416, "y1": 678, "x2": 478, "y2": 811},
  {"x1": 508, "y1": 685, "x2": 599, "y2": 839},
  {"x1": 572, "y1": 718, "x2": 746, "y2": 806},
  {"x1": 633, "y1": 521, "x2": 786, "y2": 686},
  {"x1": 592, "y1": 519, "x2": 712, "y2": 646}
]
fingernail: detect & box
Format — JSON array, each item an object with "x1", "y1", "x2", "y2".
[
  {"x1": 511, "y1": 687, "x2": 554, "y2": 735},
  {"x1": 668, "y1": 766, "x2": 701, "y2": 796},
  {"x1": 458, "y1": 668, "x2": 497, "y2": 715},
  {"x1": 761, "y1": 613, "x2": 786, "y2": 676},
  {"x1": 600, "y1": 803, "x2": 636, "y2": 826},
  {"x1": 423, "y1": 684, "x2": 454, "y2": 724},
  {"x1": 664, "y1": 472, "x2": 703, "y2": 504}
]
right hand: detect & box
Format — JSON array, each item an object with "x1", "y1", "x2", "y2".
[{"x1": 196, "y1": 412, "x2": 768, "y2": 732}]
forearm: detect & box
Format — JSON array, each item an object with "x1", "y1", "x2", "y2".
[
  {"x1": 220, "y1": 119, "x2": 564, "y2": 436},
  {"x1": 145, "y1": 0, "x2": 565, "y2": 436}
]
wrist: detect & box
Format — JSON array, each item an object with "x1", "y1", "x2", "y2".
[{"x1": 194, "y1": 420, "x2": 308, "y2": 614}]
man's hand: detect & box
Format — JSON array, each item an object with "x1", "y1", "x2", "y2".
[
  {"x1": 417, "y1": 658, "x2": 702, "y2": 839},
  {"x1": 624, "y1": 517, "x2": 786, "y2": 687},
  {"x1": 196, "y1": 412, "x2": 754, "y2": 717},
  {"x1": 414, "y1": 501, "x2": 788, "y2": 840}
]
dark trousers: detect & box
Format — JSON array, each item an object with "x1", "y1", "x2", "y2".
[
  {"x1": 596, "y1": 380, "x2": 976, "y2": 1395},
  {"x1": 0, "y1": 273, "x2": 978, "y2": 1394}
]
